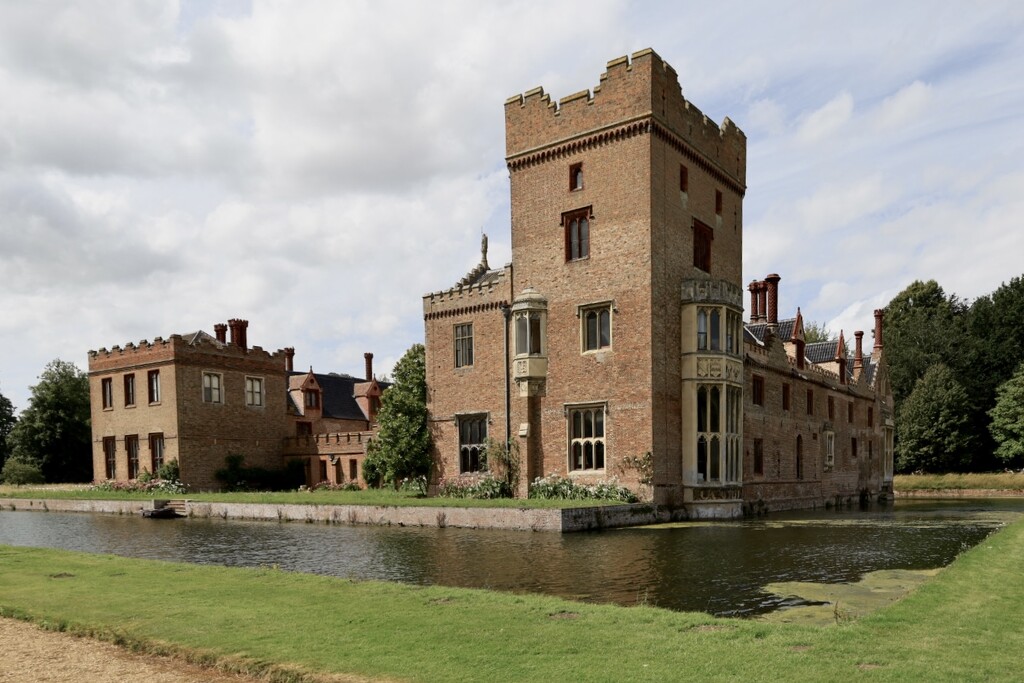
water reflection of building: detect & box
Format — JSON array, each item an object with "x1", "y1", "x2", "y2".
[
  {"x1": 423, "y1": 48, "x2": 894, "y2": 516},
  {"x1": 87, "y1": 320, "x2": 385, "y2": 490}
]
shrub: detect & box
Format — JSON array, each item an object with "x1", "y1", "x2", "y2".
[
  {"x1": 528, "y1": 473, "x2": 637, "y2": 503},
  {"x1": 437, "y1": 472, "x2": 511, "y2": 499},
  {"x1": 215, "y1": 454, "x2": 306, "y2": 492},
  {"x1": 1, "y1": 459, "x2": 45, "y2": 486}
]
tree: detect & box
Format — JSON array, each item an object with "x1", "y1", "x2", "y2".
[
  {"x1": 0, "y1": 384, "x2": 15, "y2": 472},
  {"x1": 363, "y1": 344, "x2": 431, "y2": 488},
  {"x1": 7, "y1": 360, "x2": 92, "y2": 483},
  {"x1": 989, "y1": 361, "x2": 1024, "y2": 466},
  {"x1": 803, "y1": 321, "x2": 833, "y2": 344},
  {"x1": 884, "y1": 280, "x2": 967, "y2": 406},
  {"x1": 896, "y1": 364, "x2": 976, "y2": 473}
]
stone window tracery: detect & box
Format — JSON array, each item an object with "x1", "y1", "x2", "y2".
[
  {"x1": 581, "y1": 303, "x2": 612, "y2": 352},
  {"x1": 458, "y1": 414, "x2": 487, "y2": 473},
  {"x1": 568, "y1": 404, "x2": 606, "y2": 471},
  {"x1": 696, "y1": 385, "x2": 741, "y2": 483}
]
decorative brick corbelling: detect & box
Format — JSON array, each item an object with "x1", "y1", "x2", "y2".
[
  {"x1": 504, "y1": 117, "x2": 746, "y2": 197},
  {"x1": 424, "y1": 301, "x2": 508, "y2": 321}
]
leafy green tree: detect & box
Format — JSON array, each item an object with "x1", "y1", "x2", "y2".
[
  {"x1": 803, "y1": 321, "x2": 833, "y2": 344},
  {"x1": 884, "y1": 280, "x2": 967, "y2": 406},
  {"x1": 7, "y1": 360, "x2": 91, "y2": 483},
  {"x1": 989, "y1": 361, "x2": 1024, "y2": 466},
  {"x1": 0, "y1": 384, "x2": 15, "y2": 472},
  {"x1": 896, "y1": 364, "x2": 976, "y2": 473},
  {"x1": 363, "y1": 344, "x2": 431, "y2": 488}
]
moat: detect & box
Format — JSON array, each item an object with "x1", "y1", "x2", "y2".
[{"x1": 2, "y1": 498, "x2": 1020, "y2": 617}]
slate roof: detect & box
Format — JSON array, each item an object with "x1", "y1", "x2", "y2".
[
  {"x1": 804, "y1": 340, "x2": 839, "y2": 364},
  {"x1": 745, "y1": 318, "x2": 796, "y2": 344},
  {"x1": 288, "y1": 371, "x2": 390, "y2": 422},
  {"x1": 180, "y1": 330, "x2": 226, "y2": 348}
]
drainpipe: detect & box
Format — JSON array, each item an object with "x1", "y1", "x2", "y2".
[{"x1": 501, "y1": 302, "x2": 512, "y2": 449}]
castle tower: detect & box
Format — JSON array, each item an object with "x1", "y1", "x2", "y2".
[{"x1": 503, "y1": 49, "x2": 747, "y2": 506}]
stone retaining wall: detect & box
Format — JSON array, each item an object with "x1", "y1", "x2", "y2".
[{"x1": 0, "y1": 498, "x2": 670, "y2": 533}]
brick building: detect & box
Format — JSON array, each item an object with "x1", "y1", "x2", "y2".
[
  {"x1": 423, "y1": 49, "x2": 893, "y2": 516},
  {"x1": 88, "y1": 320, "x2": 383, "y2": 490}
]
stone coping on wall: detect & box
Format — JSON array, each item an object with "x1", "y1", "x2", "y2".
[{"x1": 0, "y1": 498, "x2": 679, "y2": 533}]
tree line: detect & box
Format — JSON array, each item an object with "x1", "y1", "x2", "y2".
[
  {"x1": 0, "y1": 359, "x2": 92, "y2": 484},
  {"x1": 886, "y1": 276, "x2": 1024, "y2": 473}
]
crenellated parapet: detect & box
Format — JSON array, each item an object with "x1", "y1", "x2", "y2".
[
  {"x1": 422, "y1": 264, "x2": 512, "y2": 320},
  {"x1": 505, "y1": 48, "x2": 746, "y2": 191},
  {"x1": 89, "y1": 330, "x2": 289, "y2": 374}
]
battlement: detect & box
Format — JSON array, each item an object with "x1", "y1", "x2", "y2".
[
  {"x1": 505, "y1": 48, "x2": 746, "y2": 187},
  {"x1": 89, "y1": 329, "x2": 289, "y2": 374},
  {"x1": 423, "y1": 265, "x2": 511, "y2": 319}
]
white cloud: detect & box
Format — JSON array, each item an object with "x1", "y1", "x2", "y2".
[
  {"x1": 796, "y1": 91, "x2": 854, "y2": 144},
  {"x1": 2, "y1": 0, "x2": 1024, "y2": 413}
]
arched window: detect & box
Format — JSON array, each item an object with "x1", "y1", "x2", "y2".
[
  {"x1": 697, "y1": 309, "x2": 708, "y2": 350},
  {"x1": 710, "y1": 309, "x2": 721, "y2": 351}
]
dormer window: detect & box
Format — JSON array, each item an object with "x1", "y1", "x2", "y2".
[
  {"x1": 570, "y1": 162, "x2": 583, "y2": 191},
  {"x1": 304, "y1": 390, "x2": 320, "y2": 409}
]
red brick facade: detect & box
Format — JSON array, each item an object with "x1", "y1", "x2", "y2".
[
  {"x1": 424, "y1": 49, "x2": 894, "y2": 515},
  {"x1": 89, "y1": 322, "x2": 383, "y2": 490}
]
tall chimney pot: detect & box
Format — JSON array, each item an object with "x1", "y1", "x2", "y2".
[
  {"x1": 214, "y1": 323, "x2": 227, "y2": 344},
  {"x1": 364, "y1": 352, "x2": 374, "y2": 381},
  {"x1": 873, "y1": 309, "x2": 884, "y2": 350},
  {"x1": 764, "y1": 274, "x2": 781, "y2": 328},
  {"x1": 284, "y1": 347, "x2": 295, "y2": 372}
]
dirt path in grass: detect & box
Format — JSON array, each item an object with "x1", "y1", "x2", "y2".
[{"x1": 0, "y1": 617, "x2": 270, "y2": 683}]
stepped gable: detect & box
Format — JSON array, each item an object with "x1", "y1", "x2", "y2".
[{"x1": 422, "y1": 233, "x2": 511, "y2": 318}]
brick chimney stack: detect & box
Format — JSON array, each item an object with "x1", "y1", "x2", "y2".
[
  {"x1": 748, "y1": 281, "x2": 761, "y2": 323},
  {"x1": 364, "y1": 352, "x2": 374, "y2": 381},
  {"x1": 228, "y1": 318, "x2": 248, "y2": 350},
  {"x1": 873, "y1": 309, "x2": 884, "y2": 351},
  {"x1": 284, "y1": 347, "x2": 295, "y2": 372},
  {"x1": 764, "y1": 274, "x2": 781, "y2": 329},
  {"x1": 757, "y1": 282, "x2": 768, "y2": 324},
  {"x1": 214, "y1": 323, "x2": 227, "y2": 344},
  {"x1": 853, "y1": 330, "x2": 864, "y2": 375}
]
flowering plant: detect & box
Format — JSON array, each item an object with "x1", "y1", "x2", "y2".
[{"x1": 528, "y1": 473, "x2": 637, "y2": 502}]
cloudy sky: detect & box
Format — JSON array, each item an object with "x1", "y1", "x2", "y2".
[{"x1": 2, "y1": 0, "x2": 1023, "y2": 412}]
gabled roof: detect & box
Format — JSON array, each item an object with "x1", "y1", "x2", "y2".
[
  {"x1": 804, "y1": 341, "x2": 837, "y2": 364},
  {"x1": 288, "y1": 371, "x2": 390, "y2": 422}
]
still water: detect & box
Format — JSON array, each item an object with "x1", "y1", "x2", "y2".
[{"x1": 1, "y1": 499, "x2": 1020, "y2": 616}]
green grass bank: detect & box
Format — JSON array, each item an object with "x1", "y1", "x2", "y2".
[
  {"x1": 3, "y1": 517, "x2": 1024, "y2": 682},
  {"x1": 0, "y1": 484, "x2": 614, "y2": 509},
  {"x1": 894, "y1": 472, "x2": 1024, "y2": 492}
]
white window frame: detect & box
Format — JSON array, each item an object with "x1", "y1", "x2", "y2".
[
  {"x1": 824, "y1": 431, "x2": 835, "y2": 470},
  {"x1": 245, "y1": 376, "x2": 264, "y2": 407},
  {"x1": 202, "y1": 372, "x2": 223, "y2": 404}
]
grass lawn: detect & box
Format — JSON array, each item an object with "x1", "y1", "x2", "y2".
[
  {"x1": 0, "y1": 484, "x2": 618, "y2": 509},
  {"x1": 894, "y1": 471, "x2": 1024, "y2": 491},
  {"x1": 2, "y1": 517, "x2": 1023, "y2": 681}
]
